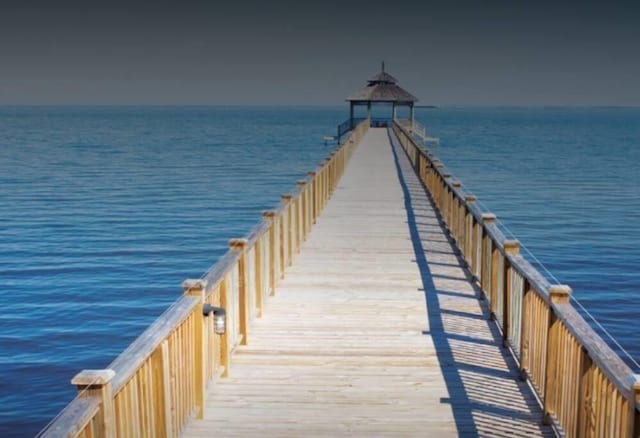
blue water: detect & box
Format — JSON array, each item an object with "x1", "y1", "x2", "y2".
[
  {"x1": 1, "y1": 106, "x2": 638, "y2": 436},
  {"x1": 0, "y1": 106, "x2": 341, "y2": 436}
]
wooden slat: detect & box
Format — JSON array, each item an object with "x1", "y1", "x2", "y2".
[{"x1": 108, "y1": 296, "x2": 199, "y2": 394}]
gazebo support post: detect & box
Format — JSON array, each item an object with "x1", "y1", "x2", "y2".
[
  {"x1": 350, "y1": 102, "x2": 355, "y2": 129},
  {"x1": 410, "y1": 103, "x2": 415, "y2": 129}
]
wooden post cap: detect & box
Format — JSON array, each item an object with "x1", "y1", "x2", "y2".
[
  {"x1": 262, "y1": 210, "x2": 276, "y2": 219},
  {"x1": 281, "y1": 193, "x2": 293, "y2": 201},
  {"x1": 229, "y1": 238, "x2": 248, "y2": 250},
  {"x1": 452, "y1": 181, "x2": 462, "y2": 188},
  {"x1": 72, "y1": 369, "x2": 116, "y2": 386},
  {"x1": 296, "y1": 180, "x2": 307, "y2": 186},
  {"x1": 182, "y1": 279, "x2": 207, "y2": 292},
  {"x1": 503, "y1": 240, "x2": 520, "y2": 254},
  {"x1": 465, "y1": 195, "x2": 477, "y2": 203},
  {"x1": 435, "y1": 163, "x2": 445, "y2": 169},
  {"x1": 482, "y1": 213, "x2": 497, "y2": 223},
  {"x1": 549, "y1": 285, "x2": 572, "y2": 303},
  {"x1": 307, "y1": 171, "x2": 316, "y2": 177},
  {"x1": 443, "y1": 173, "x2": 452, "y2": 178}
]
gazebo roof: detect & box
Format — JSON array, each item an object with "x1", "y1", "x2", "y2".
[
  {"x1": 347, "y1": 63, "x2": 418, "y2": 104},
  {"x1": 348, "y1": 83, "x2": 418, "y2": 103},
  {"x1": 368, "y1": 71, "x2": 398, "y2": 84}
]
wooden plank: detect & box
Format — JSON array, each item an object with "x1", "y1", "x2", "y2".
[{"x1": 160, "y1": 340, "x2": 174, "y2": 436}]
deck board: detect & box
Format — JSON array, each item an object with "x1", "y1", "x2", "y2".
[{"x1": 182, "y1": 128, "x2": 553, "y2": 437}]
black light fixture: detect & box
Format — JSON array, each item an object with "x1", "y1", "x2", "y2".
[{"x1": 202, "y1": 304, "x2": 226, "y2": 335}]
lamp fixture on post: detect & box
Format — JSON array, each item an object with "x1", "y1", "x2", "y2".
[{"x1": 202, "y1": 304, "x2": 226, "y2": 335}]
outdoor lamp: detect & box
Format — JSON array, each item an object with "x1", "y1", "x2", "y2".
[{"x1": 202, "y1": 304, "x2": 226, "y2": 335}]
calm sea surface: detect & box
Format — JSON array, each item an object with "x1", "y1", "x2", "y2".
[{"x1": 1, "y1": 106, "x2": 638, "y2": 436}]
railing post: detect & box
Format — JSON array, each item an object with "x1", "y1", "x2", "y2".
[
  {"x1": 308, "y1": 171, "x2": 317, "y2": 224},
  {"x1": 503, "y1": 240, "x2": 520, "y2": 348},
  {"x1": 520, "y1": 282, "x2": 533, "y2": 381},
  {"x1": 182, "y1": 279, "x2": 207, "y2": 419},
  {"x1": 329, "y1": 152, "x2": 336, "y2": 194},
  {"x1": 262, "y1": 211, "x2": 277, "y2": 296},
  {"x1": 434, "y1": 163, "x2": 444, "y2": 206},
  {"x1": 297, "y1": 180, "x2": 307, "y2": 244},
  {"x1": 218, "y1": 279, "x2": 231, "y2": 378},
  {"x1": 480, "y1": 213, "x2": 496, "y2": 301},
  {"x1": 543, "y1": 285, "x2": 572, "y2": 425},
  {"x1": 318, "y1": 162, "x2": 325, "y2": 210},
  {"x1": 254, "y1": 235, "x2": 263, "y2": 317},
  {"x1": 281, "y1": 194, "x2": 293, "y2": 269},
  {"x1": 326, "y1": 155, "x2": 332, "y2": 198},
  {"x1": 451, "y1": 181, "x2": 461, "y2": 243},
  {"x1": 320, "y1": 162, "x2": 327, "y2": 210},
  {"x1": 442, "y1": 174, "x2": 452, "y2": 225},
  {"x1": 71, "y1": 369, "x2": 116, "y2": 438},
  {"x1": 465, "y1": 196, "x2": 477, "y2": 268},
  {"x1": 229, "y1": 238, "x2": 249, "y2": 346}
]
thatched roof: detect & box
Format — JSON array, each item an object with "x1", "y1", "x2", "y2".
[
  {"x1": 347, "y1": 65, "x2": 418, "y2": 103},
  {"x1": 348, "y1": 83, "x2": 418, "y2": 103},
  {"x1": 368, "y1": 71, "x2": 398, "y2": 84}
]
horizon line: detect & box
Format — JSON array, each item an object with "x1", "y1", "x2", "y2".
[{"x1": 1, "y1": 104, "x2": 639, "y2": 109}]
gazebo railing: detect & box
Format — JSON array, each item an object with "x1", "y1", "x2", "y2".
[{"x1": 337, "y1": 117, "x2": 366, "y2": 140}]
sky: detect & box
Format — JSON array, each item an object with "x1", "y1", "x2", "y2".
[{"x1": 0, "y1": 0, "x2": 639, "y2": 106}]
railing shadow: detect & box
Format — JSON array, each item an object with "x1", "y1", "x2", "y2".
[{"x1": 386, "y1": 129, "x2": 553, "y2": 437}]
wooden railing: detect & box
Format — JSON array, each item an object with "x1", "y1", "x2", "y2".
[
  {"x1": 337, "y1": 117, "x2": 366, "y2": 139},
  {"x1": 38, "y1": 119, "x2": 370, "y2": 438},
  {"x1": 393, "y1": 120, "x2": 640, "y2": 438}
]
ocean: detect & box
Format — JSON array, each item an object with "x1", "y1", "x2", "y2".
[{"x1": 1, "y1": 106, "x2": 638, "y2": 436}]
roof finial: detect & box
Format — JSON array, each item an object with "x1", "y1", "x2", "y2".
[{"x1": 382, "y1": 61, "x2": 385, "y2": 73}]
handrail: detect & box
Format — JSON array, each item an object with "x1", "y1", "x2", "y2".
[
  {"x1": 392, "y1": 120, "x2": 640, "y2": 438},
  {"x1": 337, "y1": 117, "x2": 366, "y2": 139},
  {"x1": 38, "y1": 119, "x2": 370, "y2": 438},
  {"x1": 396, "y1": 118, "x2": 440, "y2": 148}
]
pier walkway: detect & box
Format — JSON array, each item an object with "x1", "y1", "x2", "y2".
[{"x1": 182, "y1": 128, "x2": 552, "y2": 437}]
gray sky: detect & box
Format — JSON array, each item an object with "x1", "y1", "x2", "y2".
[{"x1": 1, "y1": 0, "x2": 639, "y2": 105}]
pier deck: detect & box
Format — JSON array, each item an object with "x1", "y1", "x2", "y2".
[{"x1": 182, "y1": 128, "x2": 552, "y2": 437}]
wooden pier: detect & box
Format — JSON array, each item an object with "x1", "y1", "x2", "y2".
[
  {"x1": 182, "y1": 127, "x2": 552, "y2": 437},
  {"x1": 41, "y1": 117, "x2": 640, "y2": 437}
]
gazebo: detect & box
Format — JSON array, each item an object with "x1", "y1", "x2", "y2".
[{"x1": 346, "y1": 62, "x2": 418, "y2": 128}]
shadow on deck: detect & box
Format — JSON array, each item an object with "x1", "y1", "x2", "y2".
[{"x1": 388, "y1": 129, "x2": 554, "y2": 437}]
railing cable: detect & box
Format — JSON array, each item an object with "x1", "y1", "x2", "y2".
[
  {"x1": 35, "y1": 374, "x2": 102, "y2": 437},
  {"x1": 570, "y1": 295, "x2": 640, "y2": 370},
  {"x1": 447, "y1": 175, "x2": 640, "y2": 371}
]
